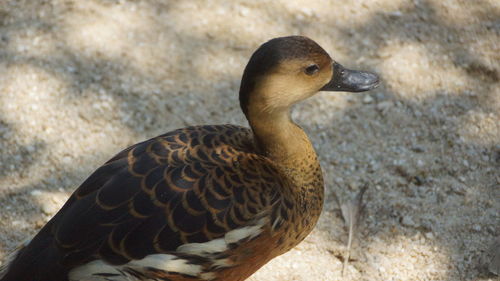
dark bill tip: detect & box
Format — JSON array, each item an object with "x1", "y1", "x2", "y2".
[{"x1": 320, "y1": 62, "x2": 380, "y2": 92}]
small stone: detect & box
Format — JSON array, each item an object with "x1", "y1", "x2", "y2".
[
  {"x1": 348, "y1": 181, "x2": 359, "y2": 191},
  {"x1": 376, "y1": 100, "x2": 393, "y2": 112},
  {"x1": 35, "y1": 219, "x2": 46, "y2": 228},
  {"x1": 411, "y1": 145, "x2": 425, "y2": 153},
  {"x1": 62, "y1": 156, "x2": 72, "y2": 164},
  {"x1": 450, "y1": 183, "x2": 466, "y2": 195},
  {"x1": 413, "y1": 175, "x2": 425, "y2": 186},
  {"x1": 41, "y1": 201, "x2": 59, "y2": 215},
  {"x1": 424, "y1": 232, "x2": 434, "y2": 239},
  {"x1": 30, "y1": 189, "x2": 42, "y2": 196},
  {"x1": 238, "y1": 6, "x2": 250, "y2": 17},
  {"x1": 472, "y1": 224, "x2": 482, "y2": 232},
  {"x1": 487, "y1": 226, "x2": 496, "y2": 235},
  {"x1": 363, "y1": 95, "x2": 374, "y2": 104},
  {"x1": 300, "y1": 7, "x2": 313, "y2": 17},
  {"x1": 488, "y1": 236, "x2": 500, "y2": 275},
  {"x1": 401, "y1": 216, "x2": 416, "y2": 227},
  {"x1": 388, "y1": 10, "x2": 403, "y2": 18},
  {"x1": 11, "y1": 220, "x2": 29, "y2": 229}
]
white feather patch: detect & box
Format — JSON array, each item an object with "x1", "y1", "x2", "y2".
[
  {"x1": 271, "y1": 216, "x2": 282, "y2": 230},
  {"x1": 68, "y1": 218, "x2": 267, "y2": 280},
  {"x1": 69, "y1": 254, "x2": 202, "y2": 281},
  {"x1": 176, "y1": 238, "x2": 227, "y2": 255},
  {"x1": 225, "y1": 218, "x2": 266, "y2": 244},
  {"x1": 69, "y1": 260, "x2": 122, "y2": 281},
  {"x1": 200, "y1": 272, "x2": 217, "y2": 280},
  {"x1": 177, "y1": 217, "x2": 266, "y2": 257},
  {"x1": 130, "y1": 254, "x2": 202, "y2": 276},
  {"x1": 212, "y1": 258, "x2": 232, "y2": 269}
]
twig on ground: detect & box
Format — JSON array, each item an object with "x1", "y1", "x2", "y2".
[{"x1": 339, "y1": 184, "x2": 368, "y2": 277}]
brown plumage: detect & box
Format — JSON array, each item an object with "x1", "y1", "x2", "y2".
[{"x1": 0, "y1": 36, "x2": 378, "y2": 281}]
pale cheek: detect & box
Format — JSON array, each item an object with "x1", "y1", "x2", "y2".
[{"x1": 320, "y1": 70, "x2": 333, "y2": 85}]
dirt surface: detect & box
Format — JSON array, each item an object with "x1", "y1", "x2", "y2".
[{"x1": 0, "y1": 0, "x2": 499, "y2": 280}]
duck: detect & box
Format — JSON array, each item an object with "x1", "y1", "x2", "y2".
[{"x1": 0, "y1": 36, "x2": 378, "y2": 281}]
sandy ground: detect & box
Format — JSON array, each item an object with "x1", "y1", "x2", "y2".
[{"x1": 0, "y1": 0, "x2": 499, "y2": 280}]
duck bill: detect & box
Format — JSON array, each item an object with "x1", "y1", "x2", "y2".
[{"x1": 320, "y1": 62, "x2": 379, "y2": 92}]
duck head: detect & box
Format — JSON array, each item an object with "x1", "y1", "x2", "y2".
[{"x1": 239, "y1": 36, "x2": 379, "y2": 118}]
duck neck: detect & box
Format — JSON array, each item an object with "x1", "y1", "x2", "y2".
[
  {"x1": 249, "y1": 110, "x2": 299, "y2": 157},
  {"x1": 247, "y1": 108, "x2": 321, "y2": 186},
  {"x1": 247, "y1": 107, "x2": 324, "y2": 244}
]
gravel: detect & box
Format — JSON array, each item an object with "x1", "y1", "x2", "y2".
[{"x1": 0, "y1": 0, "x2": 499, "y2": 280}]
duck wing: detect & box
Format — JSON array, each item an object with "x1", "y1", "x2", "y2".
[{"x1": 1, "y1": 125, "x2": 281, "y2": 281}]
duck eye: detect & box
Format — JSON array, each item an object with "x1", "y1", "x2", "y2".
[{"x1": 304, "y1": 64, "x2": 319, "y2": 76}]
